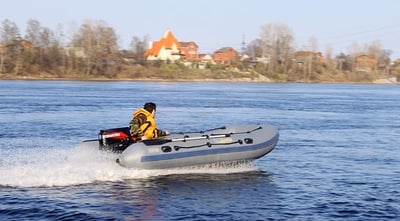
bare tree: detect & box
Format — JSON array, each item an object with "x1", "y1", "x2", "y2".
[
  {"x1": 75, "y1": 21, "x2": 96, "y2": 75},
  {"x1": 25, "y1": 19, "x2": 42, "y2": 46},
  {"x1": 259, "y1": 23, "x2": 294, "y2": 74},
  {"x1": 305, "y1": 36, "x2": 320, "y2": 77},
  {"x1": 276, "y1": 24, "x2": 294, "y2": 73},
  {"x1": 245, "y1": 39, "x2": 263, "y2": 58},
  {"x1": 347, "y1": 41, "x2": 361, "y2": 57},
  {"x1": 25, "y1": 20, "x2": 63, "y2": 72},
  {"x1": 325, "y1": 44, "x2": 333, "y2": 61},
  {"x1": 366, "y1": 40, "x2": 381, "y2": 56},
  {"x1": 71, "y1": 20, "x2": 119, "y2": 76},
  {"x1": 308, "y1": 36, "x2": 319, "y2": 52},
  {"x1": 0, "y1": 42, "x2": 5, "y2": 74},
  {"x1": 53, "y1": 23, "x2": 68, "y2": 75},
  {"x1": 0, "y1": 19, "x2": 21, "y2": 74},
  {"x1": 324, "y1": 44, "x2": 336, "y2": 73},
  {"x1": 366, "y1": 40, "x2": 392, "y2": 75},
  {"x1": 130, "y1": 35, "x2": 149, "y2": 61},
  {"x1": 0, "y1": 19, "x2": 20, "y2": 43}
]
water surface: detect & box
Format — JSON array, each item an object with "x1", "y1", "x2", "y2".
[{"x1": 0, "y1": 80, "x2": 399, "y2": 220}]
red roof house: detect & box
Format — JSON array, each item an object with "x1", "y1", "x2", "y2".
[
  {"x1": 146, "y1": 29, "x2": 181, "y2": 61},
  {"x1": 354, "y1": 54, "x2": 376, "y2": 72},
  {"x1": 179, "y1": 41, "x2": 199, "y2": 61},
  {"x1": 213, "y1": 47, "x2": 238, "y2": 64}
]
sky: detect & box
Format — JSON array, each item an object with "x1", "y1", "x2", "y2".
[{"x1": 1, "y1": 0, "x2": 400, "y2": 59}]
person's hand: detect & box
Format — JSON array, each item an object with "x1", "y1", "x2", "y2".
[
  {"x1": 141, "y1": 136, "x2": 148, "y2": 140},
  {"x1": 165, "y1": 130, "x2": 170, "y2": 136},
  {"x1": 132, "y1": 136, "x2": 140, "y2": 142}
]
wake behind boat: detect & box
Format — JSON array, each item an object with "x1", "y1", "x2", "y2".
[{"x1": 83, "y1": 124, "x2": 279, "y2": 169}]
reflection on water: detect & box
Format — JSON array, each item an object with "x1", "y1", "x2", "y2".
[{"x1": 114, "y1": 171, "x2": 276, "y2": 220}]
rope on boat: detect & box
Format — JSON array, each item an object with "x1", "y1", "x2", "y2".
[
  {"x1": 209, "y1": 126, "x2": 262, "y2": 136},
  {"x1": 172, "y1": 139, "x2": 245, "y2": 151}
]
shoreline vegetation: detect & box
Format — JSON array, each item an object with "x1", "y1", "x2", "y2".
[
  {"x1": 1, "y1": 19, "x2": 399, "y2": 85},
  {"x1": 1, "y1": 75, "x2": 397, "y2": 84},
  {"x1": 0, "y1": 69, "x2": 397, "y2": 84}
]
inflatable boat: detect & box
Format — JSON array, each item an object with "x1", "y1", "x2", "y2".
[{"x1": 84, "y1": 124, "x2": 279, "y2": 169}]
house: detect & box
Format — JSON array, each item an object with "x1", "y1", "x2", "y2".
[
  {"x1": 145, "y1": 29, "x2": 181, "y2": 61},
  {"x1": 65, "y1": 46, "x2": 86, "y2": 58},
  {"x1": 213, "y1": 47, "x2": 238, "y2": 64},
  {"x1": 3, "y1": 39, "x2": 33, "y2": 50},
  {"x1": 179, "y1": 41, "x2": 199, "y2": 61},
  {"x1": 293, "y1": 51, "x2": 324, "y2": 65},
  {"x1": 196, "y1": 54, "x2": 214, "y2": 69},
  {"x1": 18, "y1": 40, "x2": 34, "y2": 49},
  {"x1": 354, "y1": 54, "x2": 376, "y2": 72}
]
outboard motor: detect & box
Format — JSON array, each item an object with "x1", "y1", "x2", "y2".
[{"x1": 98, "y1": 127, "x2": 132, "y2": 153}]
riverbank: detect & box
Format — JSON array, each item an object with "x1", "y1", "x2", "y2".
[
  {"x1": 0, "y1": 72, "x2": 273, "y2": 83},
  {"x1": 0, "y1": 73, "x2": 397, "y2": 84}
]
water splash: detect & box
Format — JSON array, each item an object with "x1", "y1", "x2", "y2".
[{"x1": 0, "y1": 142, "x2": 257, "y2": 188}]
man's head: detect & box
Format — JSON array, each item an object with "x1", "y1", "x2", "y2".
[{"x1": 143, "y1": 102, "x2": 157, "y2": 115}]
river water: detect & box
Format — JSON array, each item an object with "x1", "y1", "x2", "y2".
[{"x1": 0, "y1": 80, "x2": 399, "y2": 220}]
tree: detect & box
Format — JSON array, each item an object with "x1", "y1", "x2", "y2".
[
  {"x1": 366, "y1": 40, "x2": 391, "y2": 75},
  {"x1": 0, "y1": 42, "x2": 4, "y2": 73},
  {"x1": 70, "y1": 20, "x2": 119, "y2": 76},
  {"x1": 130, "y1": 35, "x2": 149, "y2": 62},
  {"x1": 336, "y1": 52, "x2": 352, "y2": 72},
  {"x1": 305, "y1": 36, "x2": 320, "y2": 78},
  {"x1": 25, "y1": 19, "x2": 42, "y2": 46},
  {"x1": 308, "y1": 36, "x2": 319, "y2": 52},
  {"x1": 25, "y1": 19, "x2": 64, "y2": 72},
  {"x1": 346, "y1": 40, "x2": 392, "y2": 76},
  {"x1": 324, "y1": 44, "x2": 336, "y2": 73},
  {"x1": 0, "y1": 19, "x2": 21, "y2": 74},
  {"x1": 245, "y1": 39, "x2": 263, "y2": 58},
  {"x1": 0, "y1": 19, "x2": 20, "y2": 43},
  {"x1": 259, "y1": 23, "x2": 294, "y2": 75}
]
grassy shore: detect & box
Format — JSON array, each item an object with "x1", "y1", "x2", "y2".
[{"x1": 0, "y1": 70, "x2": 397, "y2": 84}]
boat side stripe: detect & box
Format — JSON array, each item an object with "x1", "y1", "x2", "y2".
[{"x1": 141, "y1": 133, "x2": 279, "y2": 162}]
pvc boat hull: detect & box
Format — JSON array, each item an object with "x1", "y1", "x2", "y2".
[{"x1": 116, "y1": 124, "x2": 279, "y2": 169}]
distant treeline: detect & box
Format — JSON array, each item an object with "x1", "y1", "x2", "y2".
[{"x1": 0, "y1": 18, "x2": 398, "y2": 82}]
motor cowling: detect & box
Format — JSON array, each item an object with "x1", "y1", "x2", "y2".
[{"x1": 98, "y1": 127, "x2": 132, "y2": 153}]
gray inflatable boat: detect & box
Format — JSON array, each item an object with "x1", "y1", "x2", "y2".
[
  {"x1": 104, "y1": 124, "x2": 279, "y2": 169},
  {"x1": 83, "y1": 124, "x2": 279, "y2": 169}
]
